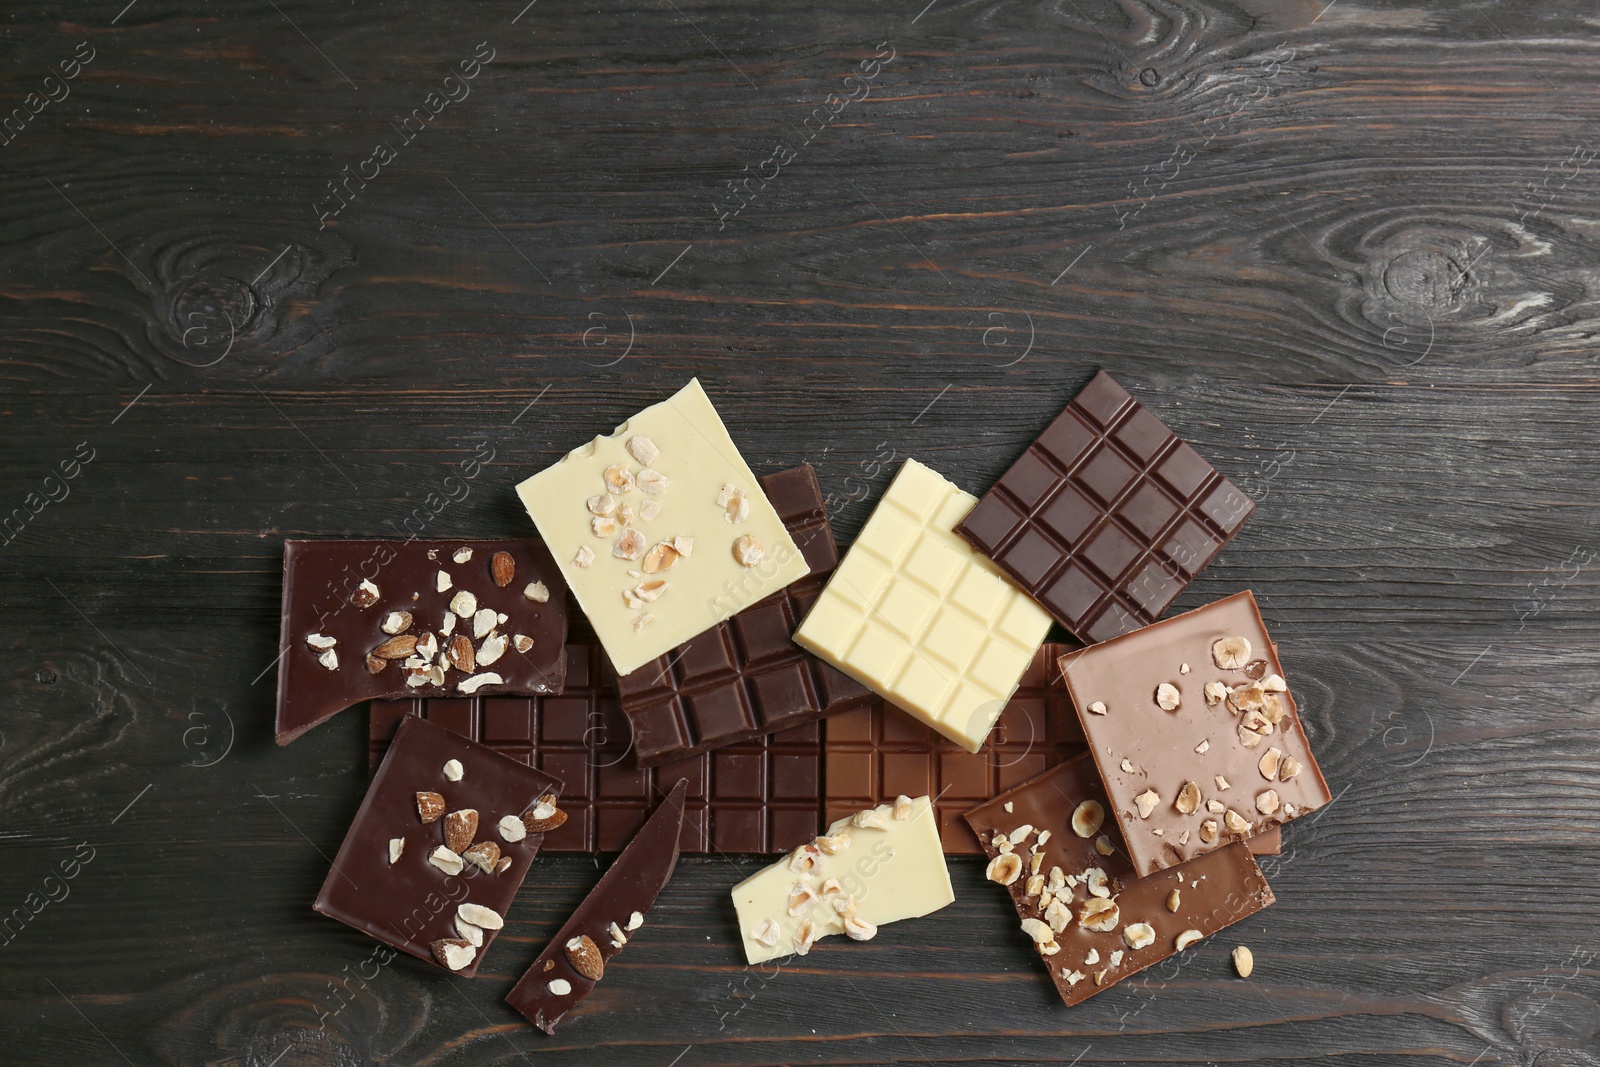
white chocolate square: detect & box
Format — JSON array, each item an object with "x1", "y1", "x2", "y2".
[
  {"x1": 731, "y1": 796, "x2": 953, "y2": 965},
  {"x1": 794, "y1": 458, "x2": 1051, "y2": 752},
  {"x1": 515, "y1": 379, "x2": 808, "y2": 675}
]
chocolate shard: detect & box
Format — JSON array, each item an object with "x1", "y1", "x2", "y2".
[
  {"x1": 507, "y1": 779, "x2": 689, "y2": 1034},
  {"x1": 276, "y1": 539, "x2": 568, "y2": 745},
  {"x1": 955, "y1": 370, "x2": 1255, "y2": 643},
  {"x1": 614, "y1": 464, "x2": 874, "y2": 767},
  {"x1": 963, "y1": 753, "x2": 1276, "y2": 1007},
  {"x1": 312, "y1": 715, "x2": 564, "y2": 978}
]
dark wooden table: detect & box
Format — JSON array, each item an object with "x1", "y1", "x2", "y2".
[{"x1": 4, "y1": 0, "x2": 1598, "y2": 1063}]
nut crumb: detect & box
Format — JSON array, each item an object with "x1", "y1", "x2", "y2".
[
  {"x1": 1155, "y1": 683, "x2": 1181, "y2": 711},
  {"x1": 452, "y1": 547, "x2": 473, "y2": 564},
  {"x1": 1195, "y1": 740, "x2": 1210, "y2": 754},
  {"x1": 732, "y1": 534, "x2": 765, "y2": 567},
  {"x1": 1203, "y1": 681, "x2": 1229, "y2": 705},
  {"x1": 1087, "y1": 700, "x2": 1108, "y2": 715},
  {"x1": 1134, "y1": 790, "x2": 1160, "y2": 819},
  {"x1": 437, "y1": 570, "x2": 452, "y2": 593},
  {"x1": 1175, "y1": 781, "x2": 1200, "y2": 815},
  {"x1": 1166, "y1": 888, "x2": 1181, "y2": 912}
]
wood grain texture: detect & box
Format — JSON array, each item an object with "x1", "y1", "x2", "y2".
[{"x1": 2, "y1": 0, "x2": 1599, "y2": 1063}]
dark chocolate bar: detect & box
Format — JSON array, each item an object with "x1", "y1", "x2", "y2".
[
  {"x1": 614, "y1": 464, "x2": 874, "y2": 767},
  {"x1": 277, "y1": 539, "x2": 567, "y2": 745},
  {"x1": 314, "y1": 714, "x2": 565, "y2": 977},
  {"x1": 371, "y1": 642, "x2": 827, "y2": 855},
  {"x1": 507, "y1": 779, "x2": 688, "y2": 1033},
  {"x1": 956, "y1": 371, "x2": 1254, "y2": 643},
  {"x1": 1059, "y1": 590, "x2": 1331, "y2": 877},
  {"x1": 964, "y1": 753, "x2": 1275, "y2": 1006}
]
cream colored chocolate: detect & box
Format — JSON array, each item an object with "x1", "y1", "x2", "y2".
[
  {"x1": 515, "y1": 379, "x2": 808, "y2": 675},
  {"x1": 731, "y1": 796, "x2": 953, "y2": 965},
  {"x1": 794, "y1": 459, "x2": 1052, "y2": 752}
]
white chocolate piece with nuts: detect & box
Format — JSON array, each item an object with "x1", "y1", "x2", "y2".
[
  {"x1": 515, "y1": 379, "x2": 809, "y2": 676},
  {"x1": 730, "y1": 796, "x2": 953, "y2": 965}
]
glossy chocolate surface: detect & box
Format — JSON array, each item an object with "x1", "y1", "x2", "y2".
[
  {"x1": 506, "y1": 779, "x2": 688, "y2": 1033},
  {"x1": 1059, "y1": 590, "x2": 1331, "y2": 877},
  {"x1": 313, "y1": 714, "x2": 564, "y2": 977},
  {"x1": 371, "y1": 642, "x2": 827, "y2": 855},
  {"x1": 615, "y1": 464, "x2": 873, "y2": 766},
  {"x1": 956, "y1": 371, "x2": 1254, "y2": 643},
  {"x1": 964, "y1": 753, "x2": 1275, "y2": 1006},
  {"x1": 276, "y1": 538, "x2": 567, "y2": 745}
]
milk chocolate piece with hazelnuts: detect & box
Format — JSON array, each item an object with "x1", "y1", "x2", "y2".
[
  {"x1": 275, "y1": 538, "x2": 567, "y2": 745},
  {"x1": 1059, "y1": 590, "x2": 1331, "y2": 878},
  {"x1": 313, "y1": 714, "x2": 564, "y2": 977},
  {"x1": 506, "y1": 778, "x2": 688, "y2": 1033},
  {"x1": 955, "y1": 370, "x2": 1254, "y2": 643},
  {"x1": 614, "y1": 465, "x2": 873, "y2": 767},
  {"x1": 963, "y1": 753, "x2": 1274, "y2": 1007}
]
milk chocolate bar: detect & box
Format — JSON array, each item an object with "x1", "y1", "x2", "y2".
[
  {"x1": 276, "y1": 538, "x2": 567, "y2": 745},
  {"x1": 313, "y1": 714, "x2": 565, "y2": 977},
  {"x1": 964, "y1": 753, "x2": 1274, "y2": 1006},
  {"x1": 956, "y1": 371, "x2": 1254, "y2": 643},
  {"x1": 616, "y1": 464, "x2": 874, "y2": 767},
  {"x1": 1059, "y1": 590, "x2": 1331, "y2": 877},
  {"x1": 506, "y1": 779, "x2": 688, "y2": 1033}
]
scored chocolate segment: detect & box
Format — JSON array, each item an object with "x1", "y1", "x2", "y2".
[
  {"x1": 1059, "y1": 590, "x2": 1329, "y2": 878},
  {"x1": 276, "y1": 538, "x2": 568, "y2": 745},
  {"x1": 955, "y1": 371, "x2": 1254, "y2": 644},
  {"x1": 614, "y1": 464, "x2": 875, "y2": 767},
  {"x1": 823, "y1": 643, "x2": 1090, "y2": 853},
  {"x1": 506, "y1": 779, "x2": 688, "y2": 1034},
  {"x1": 371, "y1": 642, "x2": 827, "y2": 855},
  {"x1": 963, "y1": 753, "x2": 1275, "y2": 1007},
  {"x1": 314, "y1": 715, "x2": 564, "y2": 978}
]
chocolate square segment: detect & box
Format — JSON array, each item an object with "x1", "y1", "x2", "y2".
[
  {"x1": 963, "y1": 754, "x2": 1275, "y2": 1007},
  {"x1": 955, "y1": 371, "x2": 1255, "y2": 643},
  {"x1": 371, "y1": 644, "x2": 828, "y2": 855},
  {"x1": 315, "y1": 715, "x2": 564, "y2": 977},
  {"x1": 614, "y1": 464, "x2": 875, "y2": 767},
  {"x1": 1058, "y1": 590, "x2": 1331, "y2": 878}
]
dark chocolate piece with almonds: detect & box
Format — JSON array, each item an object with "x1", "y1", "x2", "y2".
[
  {"x1": 276, "y1": 538, "x2": 567, "y2": 745},
  {"x1": 615, "y1": 464, "x2": 874, "y2": 767},
  {"x1": 956, "y1": 371, "x2": 1254, "y2": 643},
  {"x1": 1059, "y1": 590, "x2": 1331, "y2": 877},
  {"x1": 313, "y1": 714, "x2": 564, "y2": 977},
  {"x1": 507, "y1": 779, "x2": 689, "y2": 1033},
  {"x1": 964, "y1": 753, "x2": 1275, "y2": 1006}
]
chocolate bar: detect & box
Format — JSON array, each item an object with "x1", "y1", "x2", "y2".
[
  {"x1": 506, "y1": 779, "x2": 688, "y2": 1033},
  {"x1": 1058, "y1": 590, "x2": 1331, "y2": 877},
  {"x1": 823, "y1": 643, "x2": 1089, "y2": 853},
  {"x1": 615, "y1": 464, "x2": 875, "y2": 767},
  {"x1": 314, "y1": 714, "x2": 565, "y2": 977},
  {"x1": 276, "y1": 538, "x2": 567, "y2": 745},
  {"x1": 964, "y1": 753, "x2": 1275, "y2": 1006},
  {"x1": 515, "y1": 379, "x2": 810, "y2": 676},
  {"x1": 371, "y1": 642, "x2": 828, "y2": 855},
  {"x1": 955, "y1": 371, "x2": 1254, "y2": 643},
  {"x1": 794, "y1": 458, "x2": 1053, "y2": 753}
]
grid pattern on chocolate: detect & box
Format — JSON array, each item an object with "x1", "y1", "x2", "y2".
[
  {"x1": 795, "y1": 459, "x2": 1053, "y2": 752},
  {"x1": 956, "y1": 371, "x2": 1254, "y2": 643},
  {"x1": 370, "y1": 643, "x2": 827, "y2": 855},
  {"x1": 614, "y1": 464, "x2": 873, "y2": 767},
  {"x1": 823, "y1": 644, "x2": 1087, "y2": 854}
]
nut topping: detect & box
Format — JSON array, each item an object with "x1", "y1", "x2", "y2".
[
  {"x1": 1155, "y1": 683, "x2": 1181, "y2": 711},
  {"x1": 457, "y1": 671, "x2": 502, "y2": 694},
  {"x1": 717, "y1": 483, "x2": 750, "y2": 524},
  {"x1": 851, "y1": 807, "x2": 892, "y2": 831},
  {"x1": 388, "y1": 838, "x2": 404, "y2": 864},
  {"x1": 1278, "y1": 755, "x2": 1302, "y2": 782},
  {"x1": 1212, "y1": 636, "x2": 1252, "y2": 670},
  {"x1": 379, "y1": 612, "x2": 413, "y2": 635},
  {"x1": 1232, "y1": 945, "x2": 1254, "y2": 977},
  {"x1": 1094, "y1": 835, "x2": 1114, "y2": 856},
  {"x1": 843, "y1": 916, "x2": 877, "y2": 941},
  {"x1": 498, "y1": 814, "x2": 527, "y2": 842},
  {"x1": 893, "y1": 795, "x2": 913, "y2": 820},
  {"x1": 638, "y1": 499, "x2": 661, "y2": 521},
  {"x1": 1087, "y1": 700, "x2": 1108, "y2": 715},
  {"x1": 626, "y1": 911, "x2": 644, "y2": 931},
  {"x1": 816, "y1": 831, "x2": 852, "y2": 855},
  {"x1": 306, "y1": 632, "x2": 337, "y2": 651},
  {"x1": 447, "y1": 635, "x2": 476, "y2": 673},
  {"x1": 461, "y1": 840, "x2": 501, "y2": 873},
  {"x1": 603, "y1": 464, "x2": 635, "y2": 494},
  {"x1": 641, "y1": 542, "x2": 679, "y2": 573},
  {"x1": 1255, "y1": 789, "x2": 1281, "y2": 815},
  {"x1": 429, "y1": 846, "x2": 465, "y2": 876},
  {"x1": 443, "y1": 809, "x2": 479, "y2": 853},
  {"x1": 1195, "y1": 739, "x2": 1211, "y2": 754},
  {"x1": 524, "y1": 581, "x2": 550, "y2": 604},
  {"x1": 787, "y1": 883, "x2": 819, "y2": 916},
  {"x1": 548, "y1": 978, "x2": 572, "y2": 996},
  {"x1": 587, "y1": 493, "x2": 618, "y2": 517},
  {"x1": 522, "y1": 794, "x2": 568, "y2": 833},
  {"x1": 471, "y1": 608, "x2": 497, "y2": 639},
  {"x1": 1175, "y1": 781, "x2": 1201, "y2": 815},
  {"x1": 793, "y1": 920, "x2": 819, "y2": 955},
  {"x1": 732, "y1": 534, "x2": 765, "y2": 567},
  {"x1": 513, "y1": 634, "x2": 534, "y2": 653},
  {"x1": 458, "y1": 903, "x2": 504, "y2": 931},
  {"x1": 609, "y1": 921, "x2": 628, "y2": 948},
  {"x1": 417, "y1": 792, "x2": 446, "y2": 823},
  {"x1": 1258, "y1": 747, "x2": 1283, "y2": 779},
  {"x1": 986, "y1": 852, "x2": 1023, "y2": 886},
  {"x1": 1166, "y1": 888, "x2": 1181, "y2": 912},
  {"x1": 436, "y1": 570, "x2": 452, "y2": 593},
  {"x1": 1123, "y1": 923, "x2": 1156, "y2": 950},
  {"x1": 488, "y1": 550, "x2": 515, "y2": 587},
  {"x1": 1044, "y1": 898, "x2": 1073, "y2": 934},
  {"x1": 636, "y1": 468, "x2": 668, "y2": 494},
  {"x1": 614, "y1": 529, "x2": 646, "y2": 560},
  {"x1": 1079, "y1": 897, "x2": 1120, "y2": 932},
  {"x1": 431, "y1": 938, "x2": 475, "y2": 971},
  {"x1": 448, "y1": 591, "x2": 477, "y2": 618},
  {"x1": 1203, "y1": 681, "x2": 1229, "y2": 705},
  {"x1": 565, "y1": 934, "x2": 604, "y2": 980},
  {"x1": 1199, "y1": 819, "x2": 1218, "y2": 843},
  {"x1": 592, "y1": 516, "x2": 618, "y2": 538},
  {"x1": 352, "y1": 579, "x2": 380, "y2": 608},
  {"x1": 477, "y1": 632, "x2": 507, "y2": 666},
  {"x1": 1175, "y1": 929, "x2": 1204, "y2": 951},
  {"x1": 574, "y1": 545, "x2": 595, "y2": 568},
  {"x1": 1224, "y1": 809, "x2": 1252, "y2": 835},
  {"x1": 316, "y1": 649, "x2": 339, "y2": 670},
  {"x1": 365, "y1": 652, "x2": 387, "y2": 674},
  {"x1": 627, "y1": 435, "x2": 659, "y2": 465},
  {"x1": 1134, "y1": 790, "x2": 1160, "y2": 818},
  {"x1": 752, "y1": 919, "x2": 781, "y2": 948},
  {"x1": 1071, "y1": 799, "x2": 1105, "y2": 837},
  {"x1": 1084, "y1": 868, "x2": 1111, "y2": 898},
  {"x1": 1020, "y1": 917, "x2": 1055, "y2": 945}
]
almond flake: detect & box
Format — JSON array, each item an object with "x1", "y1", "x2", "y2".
[
  {"x1": 1175, "y1": 781, "x2": 1200, "y2": 815},
  {"x1": 587, "y1": 493, "x2": 618, "y2": 517},
  {"x1": 1278, "y1": 755, "x2": 1302, "y2": 782},
  {"x1": 1199, "y1": 819, "x2": 1218, "y2": 843},
  {"x1": 637, "y1": 468, "x2": 668, "y2": 494},
  {"x1": 1215, "y1": 775, "x2": 1230, "y2": 790},
  {"x1": 1224, "y1": 809, "x2": 1252, "y2": 835},
  {"x1": 626, "y1": 911, "x2": 644, "y2": 931},
  {"x1": 429, "y1": 846, "x2": 464, "y2": 875},
  {"x1": 458, "y1": 671, "x2": 502, "y2": 694},
  {"x1": 431, "y1": 938, "x2": 475, "y2": 971},
  {"x1": 638, "y1": 499, "x2": 661, "y2": 521},
  {"x1": 642, "y1": 542, "x2": 679, "y2": 573},
  {"x1": 673, "y1": 535, "x2": 694, "y2": 557},
  {"x1": 1167, "y1": 888, "x2": 1181, "y2": 912},
  {"x1": 626, "y1": 435, "x2": 658, "y2": 465},
  {"x1": 498, "y1": 814, "x2": 527, "y2": 842},
  {"x1": 452, "y1": 547, "x2": 473, "y2": 564},
  {"x1": 472, "y1": 608, "x2": 497, "y2": 640},
  {"x1": 1134, "y1": 790, "x2": 1160, "y2": 818},
  {"x1": 477, "y1": 632, "x2": 507, "y2": 666},
  {"x1": 455, "y1": 917, "x2": 483, "y2": 947},
  {"x1": 1120, "y1": 758, "x2": 1134, "y2": 773},
  {"x1": 1255, "y1": 789, "x2": 1281, "y2": 815},
  {"x1": 437, "y1": 570, "x2": 452, "y2": 593}
]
